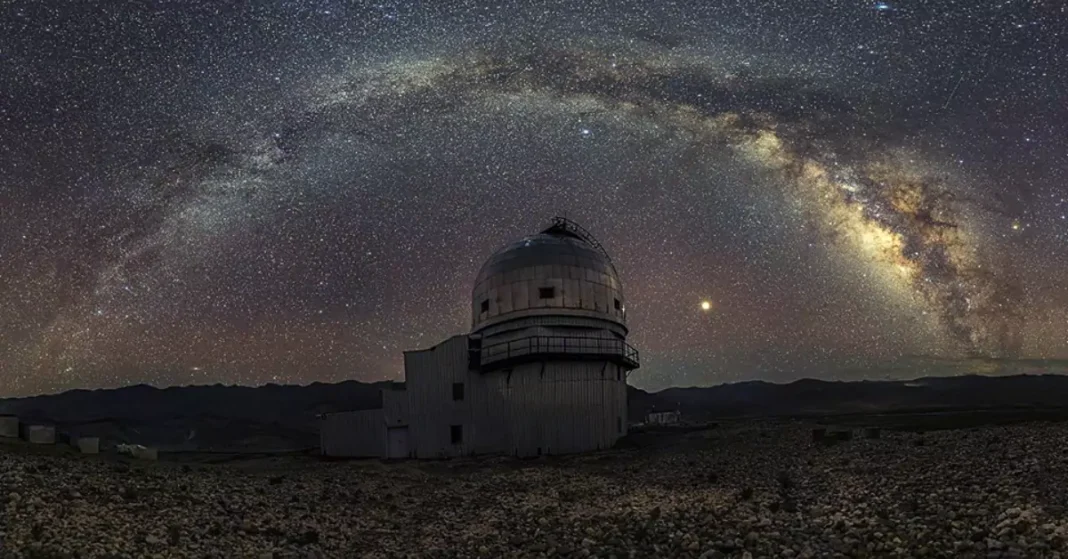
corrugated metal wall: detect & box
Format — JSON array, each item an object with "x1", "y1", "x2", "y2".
[
  {"x1": 320, "y1": 409, "x2": 386, "y2": 458},
  {"x1": 404, "y1": 335, "x2": 473, "y2": 459},
  {"x1": 472, "y1": 361, "x2": 627, "y2": 457},
  {"x1": 403, "y1": 333, "x2": 628, "y2": 458},
  {"x1": 382, "y1": 388, "x2": 410, "y2": 427}
]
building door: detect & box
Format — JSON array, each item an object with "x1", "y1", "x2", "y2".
[{"x1": 387, "y1": 426, "x2": 409, "y2": 459}]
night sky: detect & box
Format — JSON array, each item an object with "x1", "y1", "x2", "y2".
[{"x1": 2, "y1": 1, "x2": 1066, "y2": 397}]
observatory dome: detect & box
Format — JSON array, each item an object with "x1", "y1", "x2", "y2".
[{"x1": 471, "y1": 218, "x2": 627, "y2": 334}]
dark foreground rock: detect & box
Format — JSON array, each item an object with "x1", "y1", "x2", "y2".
[{"x1": 2, "y1": 422, "x2": 1068, "y2": 558}]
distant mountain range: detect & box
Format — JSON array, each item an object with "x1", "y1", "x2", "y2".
[
  {"x1": 3, "y1": 364, "x2": 1068, "y2": 452},
  {"x1": 0, "y1": 380, "x2": 390, "y2": 452}
]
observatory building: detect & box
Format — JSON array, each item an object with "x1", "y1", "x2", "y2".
[{"x1": 321, "y1": 217, "x2": 640, "y2": 459}]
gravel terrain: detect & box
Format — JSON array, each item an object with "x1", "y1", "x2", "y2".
[{"x1": 3, "y1": 421, "x2": 1068, "y2": 559}]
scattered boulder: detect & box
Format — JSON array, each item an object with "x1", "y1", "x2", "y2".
[
  {"x1": 120, "y1": 486, "x2": 138, "y2": 501},
  {"x1": 167, "y1": 524, "x2": 182, "y2": 546},
  {"x1": 776, "y1": 470, "x2": 794, "y2": 492},
  {"x1": 292, "y1": 529, "x2": 320, "y2": 546}
]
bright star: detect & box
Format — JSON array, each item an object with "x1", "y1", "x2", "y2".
[{"x1": 700, "y1": 300, "x2": 712, "y2": 311}]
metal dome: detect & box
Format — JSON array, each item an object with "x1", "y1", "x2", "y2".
[{"x1": 471, "y1": 218, "x2": 627, "y2": 333}]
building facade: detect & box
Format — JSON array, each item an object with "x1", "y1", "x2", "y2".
[{"x1": 321, "y1": 218, "x2": 640, "y2": 458}]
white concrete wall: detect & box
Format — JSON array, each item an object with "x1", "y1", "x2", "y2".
[{"x1": 320, "y1": 409, "x2": 385, "y2": 458}]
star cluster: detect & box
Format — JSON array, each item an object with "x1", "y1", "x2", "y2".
[{"x1": 1, "y1": 1, "x2": 1066, "y2": 396}]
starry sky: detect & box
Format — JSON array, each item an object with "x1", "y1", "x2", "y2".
[{"x1": 1, "y1": 1, "x2": 1066, "y2": 397}]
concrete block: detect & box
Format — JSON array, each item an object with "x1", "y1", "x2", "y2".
[
  {"x1": 20, "y1": 424, "x2": 56, "y2": 444},
  {"x1": 75, "y1": 437, "x2": 100, "y2": 454},
  {"x1": 0, "y1": 415, "x2": 18, "y2": 438}
]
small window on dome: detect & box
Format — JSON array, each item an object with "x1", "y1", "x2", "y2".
[
  {"x1": 614, "y1": 298, "x2": 621, "y2": 310},
  {"x1": 480, "y1": 299, "x2": 489, "y2": 313},
  {"x1": 538, "y1": 287, "x2": 555, "y2": 299}
]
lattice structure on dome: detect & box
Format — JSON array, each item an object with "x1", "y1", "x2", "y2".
[{"x1": 541, "y1": 216, "x2": 619, "y2": 276}]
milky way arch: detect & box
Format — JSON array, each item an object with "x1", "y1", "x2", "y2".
[
  {"x1": 16, "y1": 43, "x2": 1025, "y2": 391},
  {"x1": 290, "y1": 46, "x2": 1023, "y2": 358}
]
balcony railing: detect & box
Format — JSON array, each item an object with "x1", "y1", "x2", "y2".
[{"x1": 476, "y1": 335, "x2": 639, "y2": 371}]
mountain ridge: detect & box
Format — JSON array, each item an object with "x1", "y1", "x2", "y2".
[{"x1": 5, "y1": 372, "x2": 1068, "y2": 451}]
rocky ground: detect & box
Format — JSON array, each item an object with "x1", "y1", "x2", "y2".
[{"x1": 3, "y1": 421, "x2": 1068, "y2": 559}]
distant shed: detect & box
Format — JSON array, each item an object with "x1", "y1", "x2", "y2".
[
  {"x1": 0, "y1": 415, "x2": 18, "y2": 438},
  {"x1": 20, "y1": 424, "x2": 56, "y2": 445}
]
